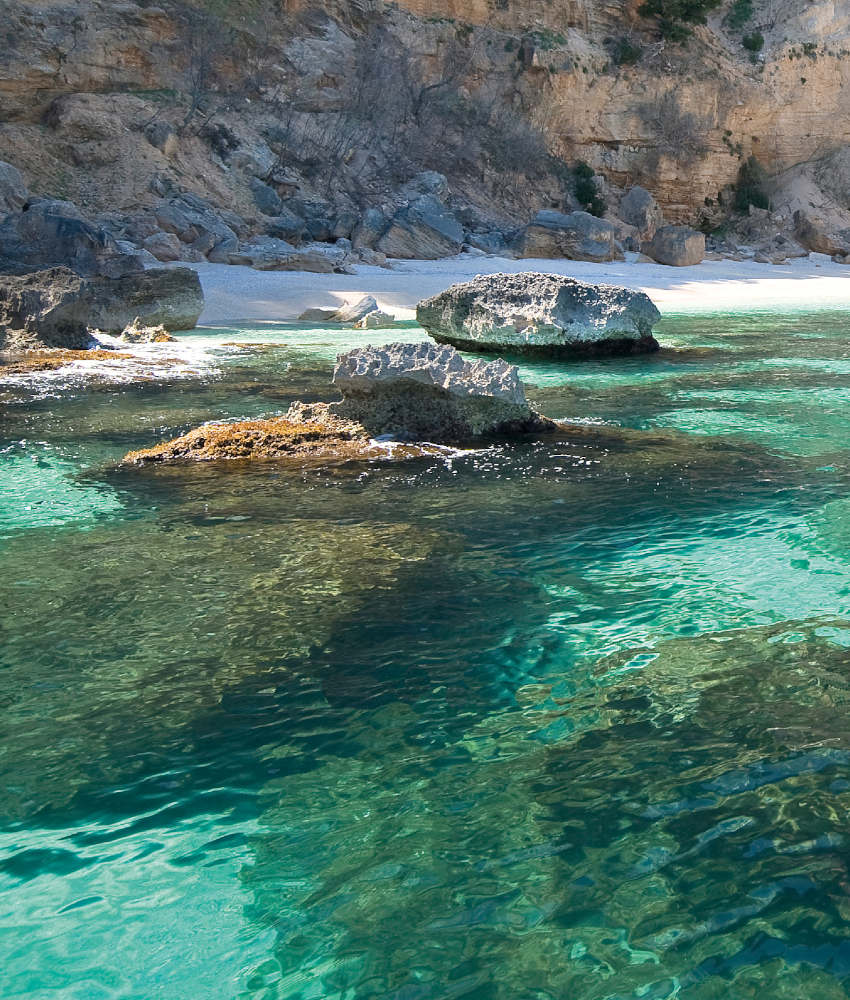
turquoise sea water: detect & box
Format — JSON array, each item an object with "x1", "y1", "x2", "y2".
[{"x1": 5, "y1": 313, "x2": 850, "y2": 998}]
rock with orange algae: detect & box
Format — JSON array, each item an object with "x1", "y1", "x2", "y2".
[
  {"x1": 0, "y1": 347, "x2": 133, "y2": 375},
  {"x1": 121, "y1": 402, "x2": 446, "y2": 465}
]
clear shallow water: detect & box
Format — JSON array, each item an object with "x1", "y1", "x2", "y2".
[{"x1": 4, "y1": 313, "x2": 850, "y2": 998}]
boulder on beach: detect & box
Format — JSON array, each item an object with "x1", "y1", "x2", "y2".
[
  {"x1": 416, "y1": 272, "x2": 661, "y2": 358},
  {"x1": 376, "y1": 196, "x2": 464, "y2": 260},
  {"x1": 514, "y1": 210, "x2": 623, "y2": 262},
  {"x1": 331, "y1": 341, "x2": 554, "y2": 440},
  {"x1": 642, "y1": 225, "x2": 705, "y2": 266}
]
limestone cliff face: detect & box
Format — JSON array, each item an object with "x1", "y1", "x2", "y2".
[{"x1": 1, "y1": 0, "x2": 849, "y2": 228}]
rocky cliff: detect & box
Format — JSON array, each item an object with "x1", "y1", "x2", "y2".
[{"x1": 2, "y1": 0, "x2": 850, "y2": 246}]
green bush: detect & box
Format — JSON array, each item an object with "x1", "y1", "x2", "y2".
[
  {"x1": 613, "y1": 36, "x2": 643, "y2": 65},
  {"x1": 573, "y1": 161, "x2": 606, "y2": 217},
  {"x1": 732, "y1": 155, "x2": 769, "y2": 211},
  {"x1": 725, "y1": 0, "x2": 753, "y2": 29},
  {"x1": 639, "y1": 0, "x2": 723, "y2": 38},
  {"x1": 742, "y1": 31, "x2": 764, "y2": 52}
]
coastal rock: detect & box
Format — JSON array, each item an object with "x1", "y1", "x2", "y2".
[
  {"x1": 619, "y1": 186, "x2": 663, "y2": 241},
  {"x1": 0, "y1": 161, "x2": 29, "y2": 216},
  {"x1": 87, "y1": 267, "x2": 204, "y2": 333},
  {"x1": 354, "y1": 310, "x2": 400, "y2": 329},
  {"x1": 515, "y1": 210, "x2": 623, "y2": 263},
  {"x1": 155, "y1": 193, "x2": 238, "y2": 258},
  {"x1": 297, "y1": 307, "x2": 338, "y2": 322},
  {"x1": 250, "y1": 177, "x2": 283, "y2": 217},
  {"x1": 331, "y1": 341, "x2": 554, "y2": 440},
  {"x1": 0, "y1": 200, "x2": 143, "y2": 278},
  {"x1": 376, "y1": 195, "x2": 464, "y2": 260},
  {"x1": 352, "y1": 208, "x2": 388, "y2": 250},
  {"x1": 118, "y1": 317, "x2": 177, "y2": 343},
  {"x1": 642, "y1": 225, "x2": 705, "y2": 267},
  {"x1": 232, "y1": 238, "x2": 351, "y2": 273},
  {"x1": 0, "y1": 267, "x2": 93, "y2": 350},
  {"x1": 142, "y1": 230, "x2": 183, "y2": 262},
  {"x1": 330, "y1": 295, "x2": 378, "y2": 323},
  {"x1": 416, "y1": 272, "x2": 661, "y2": 357}
]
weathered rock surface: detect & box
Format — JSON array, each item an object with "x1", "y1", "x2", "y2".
[
  {"x1": 87, "y1": 268, "x2": 204, "y2": 333},
  {"x1": 0, "y1": 267, "x2": 94, "y2": 350},
  {"x1": 619, "y1": 186, "x2": 663, "y2": 241},
  {"x1": 376, "y1": 196, "x2": 464, "y2": 259},
  {"x1": 331, "y1": 341, "x2": 554, "y2": 440},
  {"x1": 0, "y1": 160, "x2": 29, "y2": 216},
  {"x1": 793, "y1": 210, "x2": 850, "y2": 257},
  {"x1": 230, "y1": 238, "x2": 351, "y2": 273},
  {"x1": 0, "y1": 200, "x2": 143, "y2": 278},
  {"x1": 515, "y1": 210, "x2": 623, "y2": 262},
  {"x1": 0, "y1": 264, "x2": 202, "y2": 348},
  {"x1": 330, "y1": 295, "x2": 378, "y2": 323},
  {"x1": 416, "y1": 272, "x2": 661, "y2": 357},
  {"x1": 642, "y1": 225, "x2": 705, "y2": 267}
]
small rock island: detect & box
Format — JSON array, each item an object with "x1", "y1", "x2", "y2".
[{"x1": 417, "y1": 272, "x2": 662, "y2": 358}]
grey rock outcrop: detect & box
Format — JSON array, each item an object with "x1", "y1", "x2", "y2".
[
  {"x1": 154, "y1": 193, "x2": 238, "y2": 258},
  {"x1": 377, "y1": 195, "x2": 464, "y2": 259},
  {"x1": 331, "y1": 341, "x2": 553, "y2": 441},
  {"x1": 0, "y1": 200, "x2": 143, "y2": 278},
  {"x1": 642, "y1": 225, "x2": 705, "y2": 266},
  {"x1": 142, "y1": 230, "x2": 183, "y2": 262},
  {"x1": 230, "y1": 238, "x2": 352, "y2": 273},
  {"x1": 87, "y1": 268, "x2": 204, "y2": 333},
  {"x1": 416, "y1": 272, "x2": 661, "y2": 358},
  {"x1": 352, "y1": 208, "x2": 388, "y2": 250},
  {"x1": 250, "y1": 177, "x2": 284, "y2": 217},
  {"x1": 0, "y1": 267, "x2": 94, "y2": 350},
  {"x1": 0, "y1": 161, "x2": 29, "y2": 216},
  {"x1": 619, "y1": 186, "x2": 663, "y2": 241},
  {"x1": 515, "y1": 211, "x2": 623, "y2": 262}
]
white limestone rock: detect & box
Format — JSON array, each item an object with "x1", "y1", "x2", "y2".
[{"x1": 416, "y1": 272, "x2": 661, "y2": 358}]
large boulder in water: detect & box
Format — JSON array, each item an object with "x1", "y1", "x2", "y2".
[
  {"x1": 331, "y1": 341, "x2": 554, "y2": 440},
  {"x1": 0, "y1": 265, "x2": 203, "y2": 348},
  {"x1": 88, "y1": 267, "x2": 204, "y2": 333},
  {"x1": 0, "y1": 267, "x2": 94, "y2": 350},
  {"x1": 416, "y1": 272, "x2": 661, "y2": 358},
  {"x1": 514, "y1": 210, "x2": 623, "y2": 262}
]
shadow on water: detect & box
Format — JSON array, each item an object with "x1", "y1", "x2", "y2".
[{"x1": 5, "y1": 313, "x2": 850, "y2": 997}]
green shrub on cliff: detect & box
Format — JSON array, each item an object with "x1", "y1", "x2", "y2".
[
  {"x1": 573, "y1": 162, "x2": 606, "y2": 217},
  {"x1": 732, "y1": 155, "x2": 770, "y2": 211},
  {"x1": 639, "y1": 0, "x2": 724, "y2": 40}
]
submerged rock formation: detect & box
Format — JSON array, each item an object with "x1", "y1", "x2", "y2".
[{"x1": 417, "y1": 272, "x2": 661, "y2": 357}]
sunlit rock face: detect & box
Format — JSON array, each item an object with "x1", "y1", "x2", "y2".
[{"x1": 417, "y1": 272, "x2": 661, "y2": 358}]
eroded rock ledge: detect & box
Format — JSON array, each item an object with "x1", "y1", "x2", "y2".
[{"x1": 124, "y1": 342, "x2": 556, "y2": 465}]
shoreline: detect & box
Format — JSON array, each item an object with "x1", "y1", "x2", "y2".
[{"x1": 190, "y1": 252, "x2": 850, "y2": 327}]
